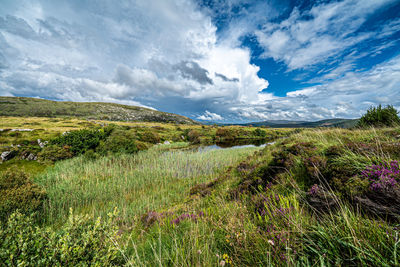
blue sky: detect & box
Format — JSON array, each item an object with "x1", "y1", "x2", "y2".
[{"x1": 0, "y1": 0, "x2": 399, "y2": 122}]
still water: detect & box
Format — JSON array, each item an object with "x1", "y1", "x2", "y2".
[{"x1": 196, "y1": 139, "x2": 276, "y2": 152}]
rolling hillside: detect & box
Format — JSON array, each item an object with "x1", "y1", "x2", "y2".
[
  {"x1": 0, "y1": 97, "x2": 197, "y2": 124},
  {"x1": 243, "y1": 118, "x2": 359, "y2": 128}
]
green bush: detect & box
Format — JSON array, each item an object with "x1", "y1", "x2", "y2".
[
  {"x1": 0, "y1": 209, "x2": 125, "y2": 266},
  {"x1": 83, "y1": 149, "x2": 99, "y2": 161},
  {"x1": 187, "y1": 130, "x2": 201, "y2": 144},
  {"x1": 51, "y1": 129, "x2": 107, "y2": 155},
  {"x1": 357, "y1": 104, "x2": 400, "y2": 127},
  {"x1": 37, "y1": 145, "x2": 73, "y2": 162},
  {"x1": 137, "y1": 130, "x2": 160, "y2": 144},
  {"x1": 0, "y1": 168, "x2": 47, "y2": 221},
  {"x1": 97, "y1": 129, "x2": 138, "y2": 154},
  {"x1": 216, "y1": 128, "x2": 234, "y2": 140},
  {"x1": 254, "y1": 128, "x2": 267, "y2": 137}
]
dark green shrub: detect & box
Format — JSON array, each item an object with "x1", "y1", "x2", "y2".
[
  {"x1": 357, "y1": 105, "x2": 400, "y2": 127},
  {"x1": 135, "y1": 140, "x2": 151, "y2": 151},
  {"x1": 51, "y1": 129, "x2": 107, "y2": 155},
  {"x1": 254, "y1": 128, "x2": 267, "y2": 137},
  {"x1": 188, "y1": 130, "x2": 201, "y2": 144},
  {"x1": 0, "y1": 168, "x2": 47, "y2": 221},
  {"x1": 8, "y1": 131, "x2": 21, "y2": 137},
  {"x1": 0, "y1": 209, "x2": 125, "y2": 266},
  {"x1": 83, "y1": 149, "x2": 99, "y2": 161},
  {"x1": 37, "y1": 145, "x2": 73, "y2": 162},
  {"x1": 216, "y1": 128, "x2": 234, "y2": 140},
  {"x1": 97, "y1": 129, "x2": 138, "y2": 154},
  {"x1": 138, "y1": 130, "x2": 160, "y2": 144}
]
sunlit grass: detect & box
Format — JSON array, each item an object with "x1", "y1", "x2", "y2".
[{"x1": 36, "y1": 144, "x2": 261, "y2": 224}]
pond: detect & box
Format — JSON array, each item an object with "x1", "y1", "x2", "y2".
[{"x1": 196, "y1": 139, "x2": 276, "y2": 152}]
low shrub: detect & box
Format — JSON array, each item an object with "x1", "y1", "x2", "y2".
[
  {"x1": 83, "y1": 149, "x2": 99, "y2": 161},
  {"x1": 135, "y1": 140, "x2": 151, "y2": 151},
  {"x1": 216, "y1": 128, "x2": 234, "y2": 140},
  {"x1": 0, "y1": 168, "x2": 47, "y2": 221},
  {"x1": 187, "y1": 130, "x2": 201, "y2": 144},
  {"x1": 254, "y1": 128, "x2": 267, "y2": 137},
  {"x1": 97, "y1": 129, "x2": 138, "y2": 154},
  {"x1": 37, "y1": 145, "x2": 73, "y2": 162},
  {"x1": 137, "y1": 130, "x2": 160, "y2": 144},
  {"x1": 0, "y1": 209, "x2": 125, "y2": 266},
  {"x1": 51, "y1": 129, "x2": 107, "y2": 155}
]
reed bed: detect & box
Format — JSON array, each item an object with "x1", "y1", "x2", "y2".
[{"x1": 36, "y1": 145, "x2": 261, "y2": 224}]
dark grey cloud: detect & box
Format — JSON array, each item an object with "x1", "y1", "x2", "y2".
[
  {"x1": 215, "y1": 73, "x2": 239, "y2": 82},
  {"x1": 173, "y1": 61, "x2": 213, "y2": 85}
]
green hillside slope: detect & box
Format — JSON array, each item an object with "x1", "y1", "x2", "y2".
[{"x1": 0, "y1": 97, "x2": 197, "y2": 124}]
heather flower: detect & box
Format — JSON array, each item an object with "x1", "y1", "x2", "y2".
[
  {"x1": 309, "y1": 184, "x2": 320, "y2": 195},
  {"x1": 361, "y1": 161, "x2": 400, "y2": 191},
  {"x1": 171, "y1": 211, "x2": 204, "y2": 225}
]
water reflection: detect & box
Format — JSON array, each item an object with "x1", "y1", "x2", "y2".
[{"x1": 197, "y1": 139, "x2": 276, "y2": 152}]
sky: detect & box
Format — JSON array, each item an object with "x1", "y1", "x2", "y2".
[{"x1": 0, "y1": 0, "x2": 399, "y2": 123}]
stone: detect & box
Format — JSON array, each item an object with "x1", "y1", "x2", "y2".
[
  {"x1": 26, "y1": 153, "x2": 37, "y2": 161},
  {"x1": 37, "y1": 139, "x2": 48, "y2": 148},
  {"x1": 1, "y1": 151, "x2": 17, "y2": 161},
  {"x1": 10, "y1": 129, "x2": 34, "y2": 132},
  {"x1": 163, "y1": 141, "x2": 171, "y2": 145}
]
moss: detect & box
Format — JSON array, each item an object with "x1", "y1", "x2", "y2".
[
  {"x1": 0, "y1": 168, "x2": 47, "y2": 221},
  {"x1": 38, "y1": 145, "x2": 73, "y2": 162}
]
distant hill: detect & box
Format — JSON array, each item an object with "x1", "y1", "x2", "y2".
[
  {"x1": 0, "y1": 97, "x2": 197, "y2": 124},
  {"x1": 243, "y1": 118, "x2": 359, "y2": 128}
]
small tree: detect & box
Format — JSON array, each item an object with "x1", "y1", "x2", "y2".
[{"x1": 357, "y1": 105, "x2": 400, "y2": 128}]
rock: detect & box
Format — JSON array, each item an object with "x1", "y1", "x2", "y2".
[
  {"x1": 21, "y1": 151, "x2": 29, "y2": 160},
  {"x1": 163, "y1": 141, "x2": 171, "y2": 145},
  {"x1": 37, "y1": 139, "x2": 48, "y2": 148},
  {"x1": 10, "y1": 129, "x2": 34, "y2": 132},
  {"x1": 1, "y1": 151, "x2": 17, "y2": 161},
  {"x1": 26, "y1": 153, "x2": 37, "y2": 161}
]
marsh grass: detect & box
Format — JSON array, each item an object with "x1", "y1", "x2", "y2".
[{"x1": 36, "y1": 144, "x2": 261, "y2": 224}]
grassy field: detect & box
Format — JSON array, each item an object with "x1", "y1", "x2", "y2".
[{"x1": 0, "y1": 116, "x2": 293, "y2": 148}]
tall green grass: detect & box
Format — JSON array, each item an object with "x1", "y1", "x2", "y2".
[{"x1": 36, "y1": 144, "x2": 261, "y2": 224}]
